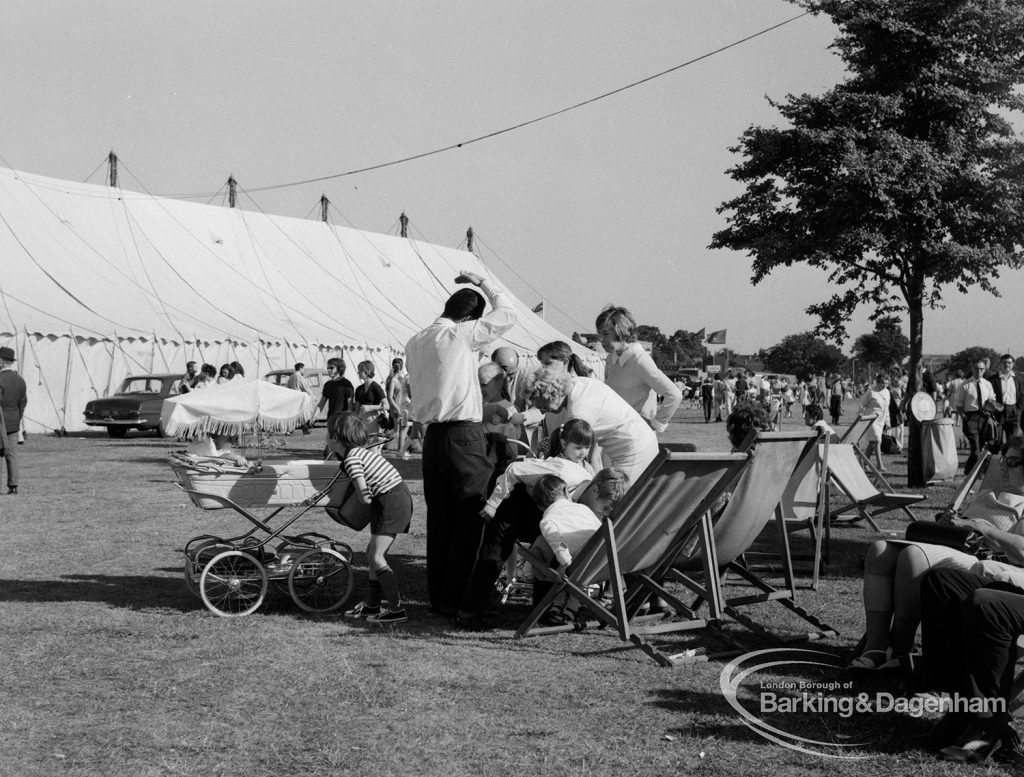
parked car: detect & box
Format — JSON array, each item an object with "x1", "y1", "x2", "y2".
[
  {"x1": 83, "y1": 373, "x2": 185, "y2": 438},
  {"x1": 263, "y1": 369, "x2": 331, "y2": 424}
]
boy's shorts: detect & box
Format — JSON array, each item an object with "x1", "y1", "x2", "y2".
[{"x1": 371, "y1": 482, "x2": 413, "y2": 535}]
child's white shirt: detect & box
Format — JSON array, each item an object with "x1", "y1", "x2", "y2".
[
  {"x1": 539, "y1": 498, "x2": 601, "y2": 567},
  {"x1": 482, "y1": 457, "x2": 594, "y2": 517}
]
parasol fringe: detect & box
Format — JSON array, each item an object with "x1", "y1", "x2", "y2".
[{"x1": 165, "y1": 410, "x2": 311, "y2": 439}]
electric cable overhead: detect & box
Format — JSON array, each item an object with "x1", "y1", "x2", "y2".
[{"x1": 162, "y1": 12, "x2": 810, "y2": 200}]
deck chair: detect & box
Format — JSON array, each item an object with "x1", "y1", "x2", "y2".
[
  {"x1": 634, "y1": 430, "x2": 838, "y2": 648},
  {"x1": 514, "y1": 448, "x2": 749, "y2": 667},
  {"x1": 827, "y1": 443, "x2": 924, "y2": 532},
  {"x1": 745, "y1": 432, "x2": 832, "y2": 589},
  {"x1": 946, "y1": 451, "x2": 993, "y2": 514},
  {"x1": 838, "y1": 413, "x2": 877, "y2": 445}
]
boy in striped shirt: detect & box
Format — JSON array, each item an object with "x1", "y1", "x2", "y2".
[{"x1": 328, "y1": 412, "x2": 413, "y2": 624}]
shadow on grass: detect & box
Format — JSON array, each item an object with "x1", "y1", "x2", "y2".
[{"x1": 0, "y1": 575, "x2": 196, "y2": 611}]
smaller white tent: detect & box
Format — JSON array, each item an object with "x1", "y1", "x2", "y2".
[{"x1": 0, "y1": 166, "x2": 601, "y2": 433}]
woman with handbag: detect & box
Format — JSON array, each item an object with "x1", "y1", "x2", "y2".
[
  {"x1": 849, "y1": 437, "x2": 1024, "y2": 670},
  {"x1": 354, "y1": 360, "x2": 387, "y2": 438}
]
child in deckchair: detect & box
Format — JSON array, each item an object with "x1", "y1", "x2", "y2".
[
  {"x1": 480, "y1": 419, "x2": 596, "y2": 520},
  {"x1": 326, "y1": 412, "x2": 414, "y2": 625},
  {"x1": 530, "y1": 468, "x2": 630, "y2": 625}
]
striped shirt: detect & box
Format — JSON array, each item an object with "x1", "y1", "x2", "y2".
[{"x1": 342, "y1": 446, "x2": 403, "y2": 500}]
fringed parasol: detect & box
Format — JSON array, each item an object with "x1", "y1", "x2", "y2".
[{"x1": 160, "y1": 379, "x2": 314, "y2": 438}]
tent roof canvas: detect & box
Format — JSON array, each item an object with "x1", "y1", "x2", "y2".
[{"x1": 0, "y1": 166, "x2": 597, "y2": 363}]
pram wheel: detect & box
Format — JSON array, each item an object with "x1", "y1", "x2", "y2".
[
  {"x1": 200, "y1": 550, "x2": 268, "y2": 617},
  {"x1": 287, "y1": 548, "x2": 354, "y2": 614},
  {"x1": 183, "y1": 538, "x2": 229, "y2": 599}
]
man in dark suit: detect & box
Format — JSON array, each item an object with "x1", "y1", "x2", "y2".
[
  {"x1": 0, "y1": 346, "x2": 28, "y2": 495},
  {"x1": 991, "y1": 353, "x2": 1024, "y2": 443}
]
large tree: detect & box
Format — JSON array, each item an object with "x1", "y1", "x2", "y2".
[
  {"x1": 710, "y1": 0, "x2": 1024, "y2": 486},
  {"x1": 761, "y1": 332, "x2": 847, "y2": 380},
  {"x1": 852, "y1": 315, "x2": 910, "y2": 372}
]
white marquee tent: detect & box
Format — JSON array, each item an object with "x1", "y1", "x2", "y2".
[{"x1": 0, "y1": 166, "x2": 600, "y2": 433}]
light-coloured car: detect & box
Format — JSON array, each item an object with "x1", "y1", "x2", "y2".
[{"x1": 263, "y1": 369, "x2": 331, "y2": 424}]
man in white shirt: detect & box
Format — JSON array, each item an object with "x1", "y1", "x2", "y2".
[
  {"x1": 956, "y1": 359, "x2": 996, "y2": 472},
  {"x1": 406, "y1": 271, "x2": 516, "y2": 616}
]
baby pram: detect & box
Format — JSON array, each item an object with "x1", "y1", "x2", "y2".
[{"x1": 172, "y1": 452, "x2": 356, "y2": 617}]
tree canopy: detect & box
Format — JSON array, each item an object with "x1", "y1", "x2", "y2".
[
  {"x1": 852, "y1": 316, "x2": 910, "y2": 369},
  {"x1": 942, "y1": 346, "x2": 1001, "y2": 378},
  {"x1": 760, "y1": 332, "x2": 847, "y2": 380},
  {"x1": 635, "y1": 325, "x2": 707, "y2": 370},
  {"x1": 709, "y1": 0, "x2": 1024, "y2": 485}
]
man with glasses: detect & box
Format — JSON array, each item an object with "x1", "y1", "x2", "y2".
[
  {"x1": 956, "y1": 360, "x2": 996, "y2": 472},
  {"x1": 992, "y1": 355, "x2": 1024, "y2": 444}
]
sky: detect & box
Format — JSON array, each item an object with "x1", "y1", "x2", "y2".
[{"x1": 3, "y1": 0, "x2": 1023, "y2": 357}]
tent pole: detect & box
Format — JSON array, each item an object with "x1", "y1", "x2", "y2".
[
  {"x1": 61, "y1": 331, "x2": 73, "y2": 435},
  {"x1": 107, "y1": 150, "x2": 118, "y2": 188}
]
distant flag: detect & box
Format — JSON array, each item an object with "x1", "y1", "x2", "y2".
[
  {"x1": 532, "y1": 301, "x2": 545, "y2": 314},
  {"x1": 706, "y1": 329, "x2": 727, "y2": 344},
  {"x1": 695, "y1": 327, "x2": 706, "y2": 341}
]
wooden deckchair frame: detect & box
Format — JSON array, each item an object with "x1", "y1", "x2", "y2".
[
  {"x1": 513, "y1": 447, "x2": 749, "y2": 666},
  {"x1": 637, "y1": 430, "x2": 838, "y2": 649},
  {"x1": 744, "y1": 432, "x2": 832, "y2": 589},
  {"x1": 828, "y1": 443, "x2": 924, "y2": 531},
  {"x1": 838, "y1": 413, "x2": 877, "y2": 446},
  {"x1": 948, "y1": 450, "x2": 993, "y2": 513}
]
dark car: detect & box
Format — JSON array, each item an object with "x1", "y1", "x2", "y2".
[{"x1": 83, "y1": 373, "x2": 185, "y2": 438}]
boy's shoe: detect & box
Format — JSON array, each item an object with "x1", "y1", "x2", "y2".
[
  {"x1": 344, "y1": 601, "x2": 381, "y2": 619},
  {"x1": 367, "y1": 607, "x2": 408, "y2": 624}
]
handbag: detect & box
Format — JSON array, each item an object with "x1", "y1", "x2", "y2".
[
  {"x1": 324, "y1": 480, "x2": 373, "y2": 531},
  {"x1": 980, "y1": 412, "x2": 1003, "y2": 450},
  {"x1": 881, "y1": 433, "x2": 899, "y2": 454},
  {"x1": 984, "y1": 398, "x2": 1005, "y2": 416},
  {"x1": 905, "y1": 520, "x2": 988, "y2": 557}
]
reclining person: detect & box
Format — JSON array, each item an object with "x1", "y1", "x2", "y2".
[{"x1": 849, "y1": 436, "x2": 1024, "y2": 670}]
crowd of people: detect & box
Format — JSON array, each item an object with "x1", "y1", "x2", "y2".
[
  {"x1": 114, "y1": 277, "x2": 1024, "y2": 760},
  {"x1": 338, "y1": 270, "x2": 683, "y2": 630}
]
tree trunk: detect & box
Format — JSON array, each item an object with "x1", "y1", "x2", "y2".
[{"x1": 906, "y1": 289, "x2": 926, "y2": 488}]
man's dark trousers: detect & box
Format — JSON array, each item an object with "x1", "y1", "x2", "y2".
[
  {"x1": 422, "y1": 421, "x2": 494, "y2": 614},
  {"x1": 459, "y1": 484, "x2": 543, "y2": 617},
  {"x1": 920, "y1": 567, "x2": 1024, "y2": 703}
]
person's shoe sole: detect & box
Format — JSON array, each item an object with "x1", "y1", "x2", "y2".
[{"x1": 367, "y1": 610, "x2": 407, "y2": 624}]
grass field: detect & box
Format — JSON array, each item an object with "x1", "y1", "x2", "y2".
[{"x1": 0, "y1": 404, "x2": 1000, "y2": 777}]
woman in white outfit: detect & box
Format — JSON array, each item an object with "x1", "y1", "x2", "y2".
[
  {"x1": 595, "y1": 305, "x2": 682, "y2": 433},
  {"x1": 526, "y1": 367, "x2": 659, "y2": 484},
  {"x1": 859, "y1": 373, "x2": 891, "y2": 471}
]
